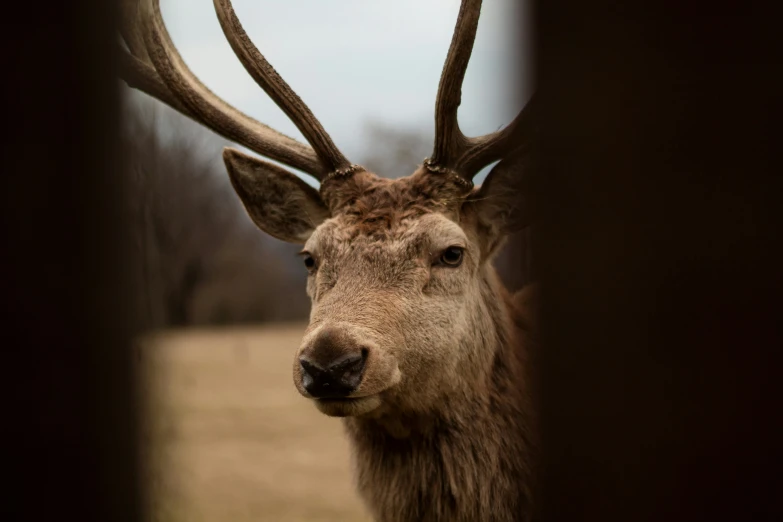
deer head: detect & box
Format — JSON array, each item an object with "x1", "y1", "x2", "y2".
[{"x1": 120, "y1": 0, "x2": 537, "y2": 418}]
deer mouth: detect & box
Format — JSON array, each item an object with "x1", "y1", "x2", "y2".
[{"x1": 314, "y1": 394, "x2": 382, "y2": 417}]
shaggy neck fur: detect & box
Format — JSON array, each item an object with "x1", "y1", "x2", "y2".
[{"x1": 343, "y1": 266, "x2": 537, "y2": 522}]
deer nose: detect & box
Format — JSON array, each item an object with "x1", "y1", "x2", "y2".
[{"x1": 299, "y1": 351, "x2": 367, "y2": 399}]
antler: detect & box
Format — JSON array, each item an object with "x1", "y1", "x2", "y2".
[
  {"x1": 427, "y1": 0, "x2": 537, "y2": 184},
  {"x1": 117, "y1": 0, "x2": 353, "y2": 180}
]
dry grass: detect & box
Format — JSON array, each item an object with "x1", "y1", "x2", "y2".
[{"x1": 138, "y1": 324, "x2": 371, "y2": 522}]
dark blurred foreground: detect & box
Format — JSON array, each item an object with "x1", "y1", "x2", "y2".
[
  {"x1": 534, "y1": 2, "x2": 782, "y2": 521},
  {"x1": 2, "y1": 1, "x2": 781, "y2": 522}
]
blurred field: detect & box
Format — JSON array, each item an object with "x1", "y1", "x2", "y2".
[{"x1": 138, "y1": 324, "x2": 371, "y2": 522}]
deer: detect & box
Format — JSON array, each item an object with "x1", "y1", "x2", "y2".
[{"x1": 119, "y1": 0, "x2": 539, "y2": 520}]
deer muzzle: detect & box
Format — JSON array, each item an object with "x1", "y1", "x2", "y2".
[{"x1": 294, "y1": 324, "x2": 401, "y2": 417}]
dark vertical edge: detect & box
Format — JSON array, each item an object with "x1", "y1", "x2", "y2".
[
  {"x1": 1, "y1": 1, "x2": 143, "y2": 521},
  {"x1": 530, "y1": 1, "x2": 781, "y2": 521}
]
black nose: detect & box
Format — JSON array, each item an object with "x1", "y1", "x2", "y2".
[{"x1": 300, "y1": 351, "x2": 367, "y2": 399}]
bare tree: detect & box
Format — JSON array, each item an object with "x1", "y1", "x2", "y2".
[
  {"x1": 123, "y1": 97, "x2": 235, "y2": 326},
  {"x1": 122, "y1": 95, "x2": 309, "y2": 328}
]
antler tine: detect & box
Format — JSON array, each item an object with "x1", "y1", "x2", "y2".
[
  {"x1": 213, "y1": 0, "x2": 353, "y2": 174},
  {"x1": 429, "y1": 0, "x2": 482, "y2": 176},
  {"x1": 456, "y1": 93, "x2": 538, "y2": 178},
  {"x1": 428, "y1": 0, "x2": 536, "y2": 183},
  {"x1": 118, "y1": 46, "x2": 193, "y2": 118},
  {"x1": 119, "y1": 0, "x2": 151, "y2": 64},
  {"x1": 118, "y1": 0, "x2": 326, "y2": 179}
]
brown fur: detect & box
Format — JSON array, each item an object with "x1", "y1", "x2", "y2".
[
  {"x1": 295, "y1": 169, "x2": 537, "y2": 521},
  {"x1": 226, "y1": 154, "x2": 537, "y2": 521}
]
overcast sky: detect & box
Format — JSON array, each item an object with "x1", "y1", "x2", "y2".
[{"x1": 133, "y1": 0, "x2": 532, "y2": 184}]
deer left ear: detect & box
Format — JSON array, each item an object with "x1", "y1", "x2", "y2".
[
  {"x1": 465, "y1": 152, "x2": 534, "y2": 251},
  {"x1": 223, "y1": 147, "x2": 330, "y2": 244}
]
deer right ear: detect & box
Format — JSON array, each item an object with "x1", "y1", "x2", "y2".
[{"x1": 223, "y1": 148, "x2": 330, "y2": 244}]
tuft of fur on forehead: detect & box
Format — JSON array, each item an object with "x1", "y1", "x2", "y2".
[{"x1": 320, "y1": 167, "x2": 473, "y2": 238}]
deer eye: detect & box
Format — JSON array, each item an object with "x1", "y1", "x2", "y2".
[
  {"x1": 300, "y1": 252, "x2": 317, "y2": 272},
  {"x1": 438, "y1": 246, "x2": 464, "y2": 267}
]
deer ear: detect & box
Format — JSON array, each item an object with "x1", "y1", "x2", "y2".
[
  {"x1": 466, "y1": 151, "x2": 534, "y2": 248},
  {"x1": 223, "y1": 147, "x2": 330, "y2": 244}
]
